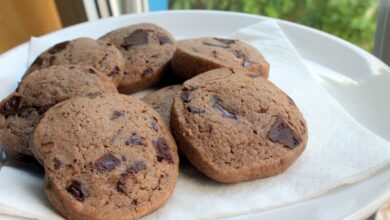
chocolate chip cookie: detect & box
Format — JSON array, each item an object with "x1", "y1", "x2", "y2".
[
  {"x1": 0, "y1": 65, "x2": 117, "y2": 158},
  {"x1": 25, "y1": 38, "x2": 125, "y2": 86},
  {"x1": 171, "y1": 68, "x2": 307, "y2": 183},
  {"x1": 32, "y1": 94, "x2": 179, "y2": 220},
  {"x1": 171, "y1": 37, "x2": 269, "y2": 79},
  {"x1": 100, "y1": 23, "x2": 176, "y2": 94},
  {"x1": 142, "y1": 85, "x2": 182, "y2": 130}
]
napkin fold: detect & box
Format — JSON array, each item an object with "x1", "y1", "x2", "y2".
[{"x1": 0, "y1": 20, "x2": 389, "y2": 220}]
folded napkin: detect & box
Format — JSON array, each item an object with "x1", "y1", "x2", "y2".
[{"x1": 0, "y1": 20, "x2": 389, "y2": 220}]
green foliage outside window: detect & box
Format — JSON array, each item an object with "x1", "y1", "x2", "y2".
[{"x1": 169, "y1": 0, "x2": 380, "y2": 51}]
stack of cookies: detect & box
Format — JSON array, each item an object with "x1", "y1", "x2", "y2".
[{"x1": 0, "y1": 23, "x2": 307, "y2": 220}]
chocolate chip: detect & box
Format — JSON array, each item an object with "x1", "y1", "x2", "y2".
[
  {"x1": 121, "y1": 29, "x2": 149, "y2": 50},
  {"x1": 94, "y1": 153, "x2": 121, "y2": 171},
  {"x1": 117, "y1": 160, "x2": 147, "y2": 193},
  {"x1": 180, "y1": 90, "x2": 191, "y2": 103},
  {"x1": 48, "y1": 41, "x2": 69, "y2": 54},
  {"x1": 158, "y1": 35, "x2": 173, "y2": 45},
  {"x1": 142, "y1": 67, "x2": 153, "y2": 77},
  {"x1": 203, "y1": 42, "x2": 230, "y2": 48},
  {"x1": 108, "y1": 66, "x2": 120, "y2": 77},
  {"x1": 53, "y1": 158, "x2": 61, "y2": 169},
  {"x1": 125, "y1": 133, "x2": 143, "y2": 145},
  {"x1": 32, "y1": 56, "x2": 43, "y2": 66},
  {"x1": 106, "y1": 42, "x2": 112, "y2": 46},
  {"x1": 0, "y1": 96, "x2": 23, "y2": 117},
  {"x1": 213, "y1": 38, "x2": 237, "y2": 44},
  {"x1": 187, "y1": 106, "x2": 205, "y2": 114},
  {"x1": 49, "y1": 56, "x2": 56, "y2": 65},
  {"x1": 87, "y1": 92, "x2": 102, "y2": 99},
  {"x1": 111, "y1": 110, "x2": 125, "y2": 120},
  {"x1": 212, "y1": 96, "x2": 237, "y2": 119},
  {"x1": 243, "y1": 59, "x2": 256, "y2": 68},
  {"x1": 152, "y1": 137, "x2": 173, "y2": 163},
  {"x1": 287, "y1": 95, "x2": 296, "y2": 106},
  {"x1": 151, "y1": 118, "x2": 159, "y2": 132},
  {"x1": 66, "y1": 180, "x2": 88, "y2": 202},
  {"x1": 88, "y1": 68, "x2": 96, "y2": 74},
  {"x1": 268, "y1": 116, "x2": 301, "y2": 149}
]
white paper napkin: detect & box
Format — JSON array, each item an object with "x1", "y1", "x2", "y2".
[{"x1": 0, "y1": 20, "x2": 389, "y2": 220}]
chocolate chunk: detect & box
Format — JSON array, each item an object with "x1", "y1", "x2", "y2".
[
  {"x1": 87, "y1": 92, "x2": 102, "y2": 99},
  {"x1": 180, "y1": 90, "x2": 191, "y2": 103},
  {"x1": 287, "y1": 95, "x2": 296, "y2": 106},
  {"x1": 94, "y1": 153, "x2": 121, "y2": 171},
  {"x1": 187, "y1": 106, "x2": 205, "y2": 114},
  {"x1": 53, "y1": 158, "x2": 61, "y2": 169},
  {"x1": 145, "y1": 54, "x2": 160, "y2": 63},
  {"x1": 142, "y1": 67, "x2": 153, "y2": 77},
  {"x1": 125, "y1": 133, "x2": 143, "y2": 145},
  {"x1": 158, "y1": 35, "x2": 173, "y2": 45},
  {"x1": 117, "y1": 160, "x2": 147, "y2": 193},
  {"x1": 243, "y1": 59, "x2": 256, "y2": 68},
  {"x1": 48, "y1": 41, "x2": 69, "y2": 54},
  {"x1": 203, "y1": 42, "x2": 230, "y2": 48},
  {"x1": 106, "y1": 42, "x2": 112, "y2": 46},
  {"x1": 108, "y1": 66, "x2": 120, "y2": 77},
  {"x1": 35, "y1": 103, "x2": 55, "y2": 114},
  {"x1": 111, "y1": 110, "x2": 125, "y2": 120},
  {"x1": 121, "y1": 29, "x2": 149, "y2": 50},
  {"x1": 230, "y1": 49, "x2": 245, "y2": 58},
  {"x1": 17, "y1": 106, "x2": 35, "y2": 117},
  {"x1": 212, "y1": 96, "x2": 237, "y2": 119},
  {"x1": 0, "y1": 96, "x2": 23, "y2": 117},
  {"x1": 213, "y1": 38, "x2": 237, "y2": 44},
  {"x1": 32, "y1": 56, "x2": 43, "y2": 66},
  {"x1": 268, "y1": 116, "x2": 301, "y2": 149},
  {"x1": 152, "y1": 137, "x2": 173, "y2": 163},
  {"x1": 211, "y1": 50, "x2": 218, "y2": 58},
  {"x1": 129, "y1": 160, "x2": 147, "y2": 173},
  {"x1": 151, "y1": 118, "x2": 159, "y2": 132},
  {"x1": 66, "y1": 180, "x2": 88, "y2": 202},
  {"x1": 88, "y1": 68, "x2": 96, "y2": 74},
  {"x1": 49, "y1": 56, "x2": 56, "y2": 65},
  {"x1": 247, "y1": 73, "x2": 260, "y2": 78}
]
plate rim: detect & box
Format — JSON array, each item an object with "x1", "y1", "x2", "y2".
[{"x1": 0, "y1": 10, "x2": 388, "y2": 220}]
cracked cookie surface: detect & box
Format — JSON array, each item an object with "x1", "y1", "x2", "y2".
[
  {"x1": 100, "y1": 23, "x2": 176, "y2": 94},
  {"x1": 171, "y1": 37, "x2": 269, "y2": 79},
  {"x1": 25, "y1": 38, "x2": 125, "y2": 86},
  {"x1": 171, "y1": 68, "x2": 307, "y2": 183},
  {"x1": 32, "y1": 94, "x2": 179, "y2": 220},
  {"x1": 0, "y1": 65, "x2": 117, "y2": 158}
]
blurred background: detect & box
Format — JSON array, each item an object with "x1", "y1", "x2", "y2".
[{"x1": 0, "y1": 0, "x2": 387, "y2": 55}]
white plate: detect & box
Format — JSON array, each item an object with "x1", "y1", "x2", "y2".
[{"x1": 0, "y1": 10, "x2": 389, "y2": 220}]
